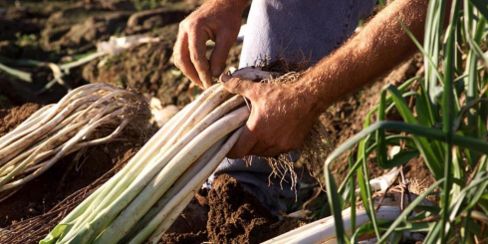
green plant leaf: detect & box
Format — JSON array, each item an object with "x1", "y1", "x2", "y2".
[{"x1": 470, "y1": 0, "x2": 488, "y2": 20}]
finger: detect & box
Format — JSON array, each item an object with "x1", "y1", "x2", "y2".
[
  {"x1": 256, "y1": 146, "x2": 287, "y2": 157},
  {"x1": 188, "y1": 28, "x2": 212, "y2": 88},
  {"x1": 173, "y1": 33, "x2": 202, "y2": 87},
  {"x1": 226, "y1": 126, "x2": 257, "y2": 159},
  {"x1": 249, "y1": 142, "x2": 275, "y2": 157},
  {"x1": 210, "y1": 31, "x2": 234, "y2": 77},
  {"x1": 221, "y1": 75, "x2": 258, "y2": 99},
  {"x1": 247, "y1": 129, "x2": 283, "y2": 157}
]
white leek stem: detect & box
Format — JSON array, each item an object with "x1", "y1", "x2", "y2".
[
  {"x1": 95, "y1": 107, "x2": 248, "y2": 244},
  {"x1": 58, "y1": 86, "x2": 228, "y2": 242},
  {"x1": 129, "y1": 141, "x2": 223, "y2": 242},
  {"x1": 263, "y1": 206, "x2": 401, "y2": 244},
  {"x1": 145, "y1": 127, "x2": 244, "y2": 243}
]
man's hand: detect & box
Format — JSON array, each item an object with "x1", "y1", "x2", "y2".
[
  {"x1": 221, "y1": 74, "x2": 322, "y2": 158},
  {"x1": 220, "y1": 0, "x2": 427, "y2": 158},
  {"x1": 173, "y1": 0, "x2": 247, "y2": 88}
]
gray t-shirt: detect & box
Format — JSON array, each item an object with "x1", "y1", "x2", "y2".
[{"x1": 239, "y1": 0, "x2": 375, "y2": 67}]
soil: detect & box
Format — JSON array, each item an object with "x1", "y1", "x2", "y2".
[
  {"x1": 159, "y1": 174, "x2": 302, "y2": 244},
  {"x1": 81, "y1": 24, "x2": 195, "y2": 107},
  {"x1": 207, "y1": 174, "x2": 288, "y2": 243},
  {"x1": 160, "y1": 231, "x2": 208, "y2": 244},
  {"x1": 0, "y1": 1, "x2": 197, "y2": 106},
  {"x1": 0, "y1": 102, "x2": 148, "y2": 243},
  {"x1": 0, "y1": 103, "x2": 41, "y2": 137},
  {"x1": 0, "y1": 147, "x2": 114, "y2": 227},
  {"x1": 160, "y1": 197, "x2": 209, "y2": 244},
  {"x1": 301, "y1": 55, "x2": 433, "y2": 186}
]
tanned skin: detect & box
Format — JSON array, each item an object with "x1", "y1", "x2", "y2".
[
  {"x1": 173, "y1": 0, "x2": 248, "y2": 88},
  {"x1": 174, "y1": 0, "x2": 429, "y2": 158}
]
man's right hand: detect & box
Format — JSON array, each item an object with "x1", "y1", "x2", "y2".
[{"x1": 173, "y1": 0, "x2": 247, "y2": 88}]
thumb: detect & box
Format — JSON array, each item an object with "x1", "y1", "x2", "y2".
[{"x1": 220, "y1": 73, "x2": 257, "y2": 99}]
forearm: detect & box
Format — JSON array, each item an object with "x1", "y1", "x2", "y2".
[{"x1": 300, "y1": 0, "x2": 428, "y2": 114}]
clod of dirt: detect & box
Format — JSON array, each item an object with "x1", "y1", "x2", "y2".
[
  {"x1": 160, "y1": 231, "x2": 207, "y2": 244},
  {"x1": 405, "y1": 156, "x2": 436, "y2": 195},
  {"x1": 206, "y1": 174, "x2": 299, "y2": 244},
  {"x1": 125, "y1": 6, "x2": 191, "y2": 34},
  {"x1": 0, "y1": 5, "x2": 54, "y2": 61},
  {"x1": 0, "y1": 103, "x2": 40, "y2": 137},
  {"x1": 160, "y1": 197, "x2": 209, "y2": 243},
  {"x1": 0, "y1": 93, "x2": 11, "y2": 109},
  {"x1": 167, "y1": 197, "x2": 209, "y2": 234},
  {"x1": 42, "y1": 11, "x2": 130, "y2": 54},
  {"x1": 0, "y1": 7, "x2": 47, "y2": 41},
  {"x1": 98, "y1": 0, "x2": 138, "y2": 11},
  {"x1": 82, "y1": 24, "x2": 194, "y2": 107},
  {"x1": 38, "y1": 1, "x2": 195, "y2": 55}
]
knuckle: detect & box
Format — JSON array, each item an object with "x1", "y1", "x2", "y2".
[
  {"x1": 224, "y1": 80, "x2": 237, "y2": 90},
  {"x1": 172, "y1": 55, "x2": 181, "y2": 67},
  {"x1": 190, "y1": 57, "x2": 203, "y2": 69},
  {"x1": 190, "y1": 52, "x2": 200, "y2": 62},
  {"x1": 179, "y1": 19, "x2": 191, "y2": 29},
  {"x1": 247, "y1": 117, "x2": 262, "y2": 131},
  {"x1": 188, "y1": 20, "x2": 201, "y2": 31},
  {"x1": 247, "y1": 125, "x2": 259, "y2": 136}
]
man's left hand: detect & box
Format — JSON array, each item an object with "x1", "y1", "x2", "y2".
[{"x1": 221, "y1": 74, "x2": 320, "y2": 158}]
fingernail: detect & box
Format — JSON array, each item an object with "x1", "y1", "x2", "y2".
[{"x1": 219, "y1": 73, "x2": 231, "y2": 83}]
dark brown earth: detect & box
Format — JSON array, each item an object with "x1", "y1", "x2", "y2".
[
  {"x1": 159, "y1": 174, "x2": 303, "y2": 244},
  {"x1": 304, "y1": 55, "x2": 433, "y2": 186},
  {"x1": 0, "y1": 1, "x2": 198, "y2": 106},
  {"x1": 81, "y1": 24, "x2": 195, "y2": 107},
  {"x1": 206, "y1": 174, "x2": 302, "y2": 244},
  {"x1": 0, "y1": 102, "x2": 148, "y2": 243},
  {"x1": 160, "y1": 197, "x2": 209, "y2": 244},
  {"x1": 160, "y1": 231, "x2": 208, "y2": 244},
  {"x1": 0, "y1": 103, "x2": 41, "y2": 137},
  {"x1": 0, "y1": 143, "x2": 132, "y2": 228}
]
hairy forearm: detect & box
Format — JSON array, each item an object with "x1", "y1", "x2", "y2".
[{"x1": 300, "y1": 0, "x2": 428, "y2": 114}]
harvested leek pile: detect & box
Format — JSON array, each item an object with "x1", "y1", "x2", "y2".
[
  {"x1": 0, "y1": 83, "x2": 147, "y2": 201},
  {"x1": 42, "y1": 82, "x2": 250, "y2": 243}
]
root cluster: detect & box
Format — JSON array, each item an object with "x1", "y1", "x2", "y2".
[{"x1": 0, "y1": 83, "x2": 149, "y2": 200}]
